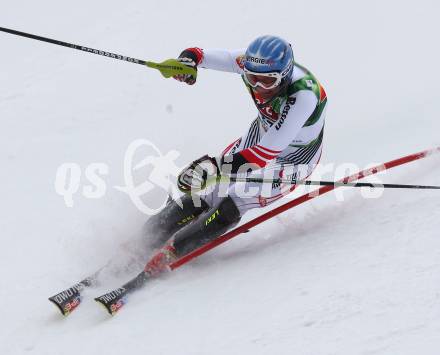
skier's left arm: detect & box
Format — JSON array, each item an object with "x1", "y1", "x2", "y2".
[{"x1": 223, "y1": 90, "x2": 319, "y2": 173}]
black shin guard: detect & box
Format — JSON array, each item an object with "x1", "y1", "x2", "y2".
[
  {"x1": 144, "y1": 195, "x2": 209, "y2": 248},
  {"x1": 173, "y1": 196, "x2": 241, "y2": 257}
]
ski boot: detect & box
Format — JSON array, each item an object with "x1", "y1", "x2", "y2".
[{"x1": 144, "y1": 244, "x2": 178, "y2": 276}]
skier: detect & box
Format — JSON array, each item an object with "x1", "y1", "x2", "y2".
[{"x1": 144, "y1": 35, "x2": 327, "y2": 274}]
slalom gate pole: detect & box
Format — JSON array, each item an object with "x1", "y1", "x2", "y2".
[
  {"x1": 0, "y1": 26, "x2": 196, "y2": 78},
  {"x1": 170, "y1": 146, "x2": 440, "y2": 269}
]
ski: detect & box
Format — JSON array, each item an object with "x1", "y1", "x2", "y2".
[
  {"x1": 48, "y1": 276, "x2": 96, "y2": 316},
  {"x1": 94, "y1": 271, "x2": 151, "y2": 315}
]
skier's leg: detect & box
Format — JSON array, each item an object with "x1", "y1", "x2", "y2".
[
  {"x1": 172, "y1": 196, "x2": 241, "y2": 256},
  {"x1": 144, "y1": 194, "x2": 209, "y2": 249},
  {"x1": 144, "y1": 195, "x2": 241, "y2": 275}
]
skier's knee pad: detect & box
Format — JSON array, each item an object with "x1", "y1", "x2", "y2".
[
  {"x1": 144, "y1": 195, "x2": 209, "y2": 248},
  {"x1": 210, "y1": 195, "x2": 242, "y2": 226},
  {"x1": 173, "y1": 196, "x2": 241, "y2": 256}
]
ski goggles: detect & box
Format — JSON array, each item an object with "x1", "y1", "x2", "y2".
[{"x1": 244, "y1": 62, "x2": 293, "y2": 90}]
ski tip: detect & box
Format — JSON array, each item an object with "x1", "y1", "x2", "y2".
[
  {"x1": 48, "y1": 294, "x2": 81, "y2": 317},
  {"x1": 94, "y1": 296, "x2": 125, "y2": 316},
  {"x1": 48, "y1": 297, "x2": 68, "y2": 316}
]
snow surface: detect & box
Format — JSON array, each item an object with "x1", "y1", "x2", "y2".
[{"x1": 1, "y1": 1, "x2": 440, "y2": 354}]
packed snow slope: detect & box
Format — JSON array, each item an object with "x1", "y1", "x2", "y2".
[{"x1": 1, "y1": 1, "x2": 440, "y2": 354}]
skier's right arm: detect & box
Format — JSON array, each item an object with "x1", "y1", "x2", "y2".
[
  {"x1": 174, "y1": 47, "x2": 245, "y2": 85},
  {"x1": 200, "y1": 49, "x2": 245, "y2": 74}
]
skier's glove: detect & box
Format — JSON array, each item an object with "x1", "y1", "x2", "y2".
[
  {"x1": 177, "y1": 155, "x2": 222, "y2": 192},
  {"x1": 173, "y1": 48, "x2": 203, "y2": 85}
]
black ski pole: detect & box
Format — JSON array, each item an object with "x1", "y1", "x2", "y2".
[
  {"x1": 0, "y1": 26, "x2": 147, "y2": 65},
  {"x1": 227, "y1": 177, "x2": 440, "y2": 190},
  {"x1": 0, "y1": 26, "x2": 196, "y2": 78}
]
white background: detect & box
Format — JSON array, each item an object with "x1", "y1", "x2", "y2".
[{"x1": 1, "y1": 1, "x2": 439, "y2": 354}]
